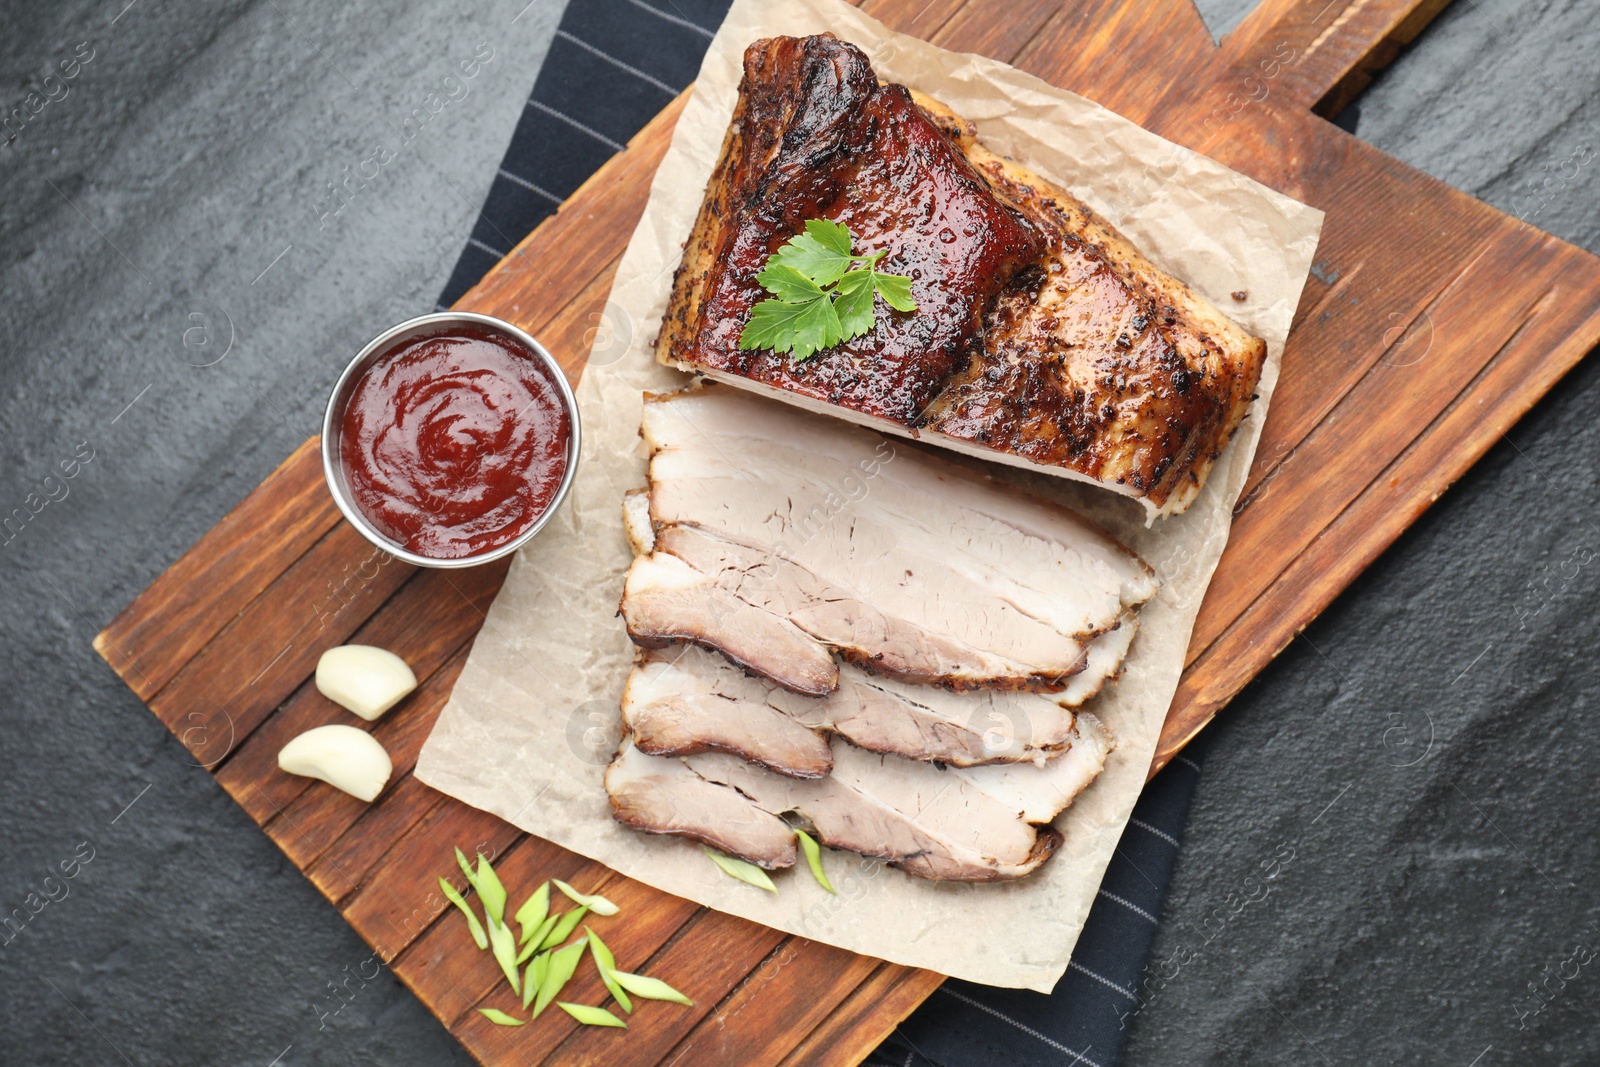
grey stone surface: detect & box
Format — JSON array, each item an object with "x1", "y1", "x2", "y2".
[
  {"x1": 0, "y1": 1, "x2": 561, "y2": 1064},
  {"x1": 0, "y1": 2, "x2": 1595, "y2": 1066}
]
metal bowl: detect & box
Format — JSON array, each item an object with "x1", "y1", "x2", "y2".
[{"x1": 320, "y1": 311, "x2": 581, "y2": 569}]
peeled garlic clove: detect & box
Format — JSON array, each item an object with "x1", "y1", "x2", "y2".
[
  {"x1": 278, "y1": 725, "x2": 392, "y2": 801},
  {"x1": 315, "y1": 645, "x2": 417, "y2": 721}
]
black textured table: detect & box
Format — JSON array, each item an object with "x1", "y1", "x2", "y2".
[{"x1": 2, "y1": 1, "x2": 1597, "y2": 1065}]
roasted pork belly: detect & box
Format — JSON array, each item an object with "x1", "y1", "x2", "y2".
[
  {"x1": 621, "y1": 387, "x2": 1154, "y2": 693},
  {"x1": 606, "y1": 740, "x2": 798, "y2": 868},
  {"x1": 624, "y1": 643, "x2": 1089, "y2": 771},
  {"x1": 657, "y1": 34, "x2": 1267, "y2": 518},
  {"x1": 657, "y1": 33, "x2": 1045, "y2": 424},
  {"x1": 605, "y1": 736, "x2": 1084, "y2": 881}
]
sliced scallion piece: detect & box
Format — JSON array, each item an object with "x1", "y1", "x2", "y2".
[
  {"x1": 486, "y1": 915, "x2": 521, "y2": 995},
  {"x1": 533, "y1": 936, "x2": 588, "y2": 1019},
  {"x1": 478, "y1": 1007, "x2": 524, "y2": 1026},
  {"x1": 475, "y1": 853, "x2": 508, "y2": 926},
  {"x1": 610, "y1": 970, "x2": 693, "y2": 1006},
  {"x1": 552, "y1": 878, "x2": 620, "y2": 917},
  {"x1": 557, "y1": 1002, "x2": 627, "y2": 1028},
  {"x1": 514, "y1": 882, "x2": 550, "y2": 943},
  {"x1": 438, "y1": 877, "x2": 488, "y2": 950},
  {"x1": 584, "y1": 926, "x2": 632, "y2": 1013},
  {"x1": 539, "y1": 905, "x2": 590, "y2": 952},
  {"x1": 522, "y1": 950, "x2": 549, "y2": 1010},
  {"x1": 705, "y1": 847, "x2": 778, "y2": 892},
  {"x1": 794, "y1": 829, "x2": 836, "y2": 894},
  {"x1": 455, "y1": 847, "x2": 479, "y2": 889}
]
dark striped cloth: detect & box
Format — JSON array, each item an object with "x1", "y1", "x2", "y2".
[{"x1": 440, "y1": 3, "x2": 1211, "y2": 1063}]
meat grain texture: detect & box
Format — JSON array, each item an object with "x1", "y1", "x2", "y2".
[{"x1": 609, "y1": 385, "x2": 1149, "y2": 881}]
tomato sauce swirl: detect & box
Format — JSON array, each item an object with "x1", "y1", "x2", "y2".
[{"x1": 340, "y1": 324, "x2": 570, "y2": 559}]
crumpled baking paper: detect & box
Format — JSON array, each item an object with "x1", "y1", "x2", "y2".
[{"x1": 417, "y1": 0, "x2": 1323, "y2": 992}]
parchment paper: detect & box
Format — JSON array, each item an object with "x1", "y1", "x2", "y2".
[{"x1": 417, "y1": 0, "x2": 1323, "y2": 992}]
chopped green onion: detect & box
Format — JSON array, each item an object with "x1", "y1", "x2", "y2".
[
  {"x1": 522, "y1": 912, "x2": 559, "y2": 954},
  {"x1": 533, "y1": 936, "x2": 588, "y2": 1019},
  {"x1": 486, "y1": 915, "x2": 520, "y2": 995},
  {"x1": 522, "y1": 950, "x2": 549, "y2": 1009},
  {"x1": 552, "y1": 878, "x2": 620, "y2": 917},
  {"x1": 455, "y1": 847, "x2": 478, "y2": 888},
  {"x1": 514, "y1": 882, "x2": 550, "y2": 943},
  {"x1": 438, "y1": 878, "x2": 488, "y2": 950},
  {"x1": 611, "y1": 970, "x2": 693, "y2": 1006},
  {"x1": 557, "y1": 1002, "x2": 627, "y2": 1028},
  {"x1": 795, "y1": 829, "x2": 836, "y2": 894},
  {"x1": 475, "y1": 853, "x2": 508, "y2": 926},
  {"x1": 478, "y1": 1007, "x2": 524, "y2": 1026},
  {"x1": 705, "y1": 848, "x2": 778, "y2": 892},
  {"x1": 584, "y1": 926, "x2": 632, "y2": 1013},
  {"x1": 539, "y1": 905, "x2": 590, "y2": 951}
]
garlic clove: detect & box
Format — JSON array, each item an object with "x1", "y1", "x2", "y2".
[
  {"x1": 315, "y1": 645, "x2": 417, "y2": 721},
  {"x1": 278, "y1": 725, "x2": 392, "y2": 802}
]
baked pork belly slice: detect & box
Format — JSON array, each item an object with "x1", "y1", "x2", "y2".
[
  {"x1": 605, "y1": 737, "x2": 1085, "y2": 881},
  {"x1": 625, "y1": 522, "x2": 1087, "y2": 691},
  {"x1": 624, "y1": 643, "x2": 1089, "y2": 771},
  {"x1": 641, "y1": 385, "x2": 1155, "y2": 634},
  {"x1": 623, "y1": 645, "x2": 837, "y2": 778},
  {"x1": 657, "y1": 34, "x2": 1267, "y2": 519},
  {"x1": 950, "y1": 711, "x2": 1114, "y2": 823},
  {"x1": 606, "y1": 739, "x2": 797, "y2": 868},
  {"x1": 621, "y1": 551, "x2": 840, "y2": 696},
  {"x1": 914, "y1": 94, "x2": 1267, "y2": 519}
]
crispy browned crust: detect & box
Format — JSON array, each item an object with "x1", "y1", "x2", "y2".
[
  {"x1": 915, "y1": 94, "x2": 1267, "y2": 514},
  {"x1": 658, "y1": 36, "x2": 1269, "y2": 517}
]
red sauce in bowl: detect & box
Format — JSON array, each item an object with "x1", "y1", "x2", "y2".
[{"x1": 339, "y1": 324, "x2": 571, "y2": 559}]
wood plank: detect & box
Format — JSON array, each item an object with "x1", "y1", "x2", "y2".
[
  {"x1": 661, "y1": 939, "x2": 883, "y2": 1065},
  {"x1": 94, "y1": 1, "x2": 1600, "y2": 1064},
  {"x1": 776, "y1": 963, "x2": 947, "y2": 1066}
]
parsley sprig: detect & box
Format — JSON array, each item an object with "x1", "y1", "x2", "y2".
[{"x1": 738, "y1": 219, "x2": 917, "y2": 362}]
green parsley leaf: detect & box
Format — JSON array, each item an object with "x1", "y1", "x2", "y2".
[
  {"x1": 738, "y1": 219, "x2": 917, "y2": 362},
  {"x1": 872, "y1": 271, "x2": 918, "y2": 313},
  {"x1": 740, "y1": 295, "x2": 843, "y2": 362},
  {"x1": 832, "y1": 272, "x2": 877, "y2": 338},
  {"x1": 755, "y1": 263, "x2": 828, "y2": 303},
  {"x1": 770, "y1": 219, "x2": 855, "y2": 285}
]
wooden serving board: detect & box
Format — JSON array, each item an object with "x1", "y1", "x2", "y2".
[{"x1": 95, "y1": 1, "x2": 1600, "y2": 1063}]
